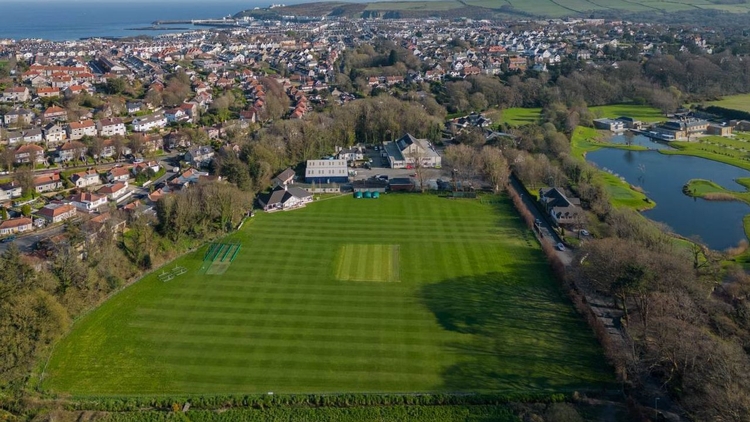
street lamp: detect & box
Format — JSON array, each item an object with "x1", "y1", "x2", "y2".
[{"x1": 655, "y1": 397, "x2": 660, "y2": 420}]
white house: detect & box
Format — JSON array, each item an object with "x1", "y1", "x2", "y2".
[
  {"x1": 22, "y1": 129, "x2": 43, "y2": 143},
  {"x1": 68, "y1": 192, "x2": 107, "y2": 213},
  {"x1": 132, "y1": 112, "x2": 167, "y2": 132},
  {"x1": 97, "y1": 181, "x2": 129, "y2": 201},
  {"x1": 0, "y1": 181, "x2": 23, "y2": 201},
  {"x1": 1, "y1": 87, "x2": 30, "y2": 103},
  {"x1": 43, "y1": 123, "x2": 67, "y2": 144},
  {"x1": 107, "y1": 166, "x2": 131, "y2": 183},
  {"x1": 37, "y1": 203, "x2": 76, "y2": 223},
  {"x1": 165, "y1": 108, "x2": 189, "y2": 123},
  {"x1": 97, "y1": 118, "x2": 126, "y2": 137},
  {"x1": 67, "y1": 119, "x2": 97, "y2": 140},
  {"x1": 0, "y1": 217, "x2": 33, "y2": 236},
  {"x1": 258, "y1": 185, "x2": 313, "y2": 212},
  {"x1": 336, "y1": 146, "x2": 365, "y2": 162},
  {"x1": 384, "y1": 133, "x2": 441, "y2": 169},
  {"x1": 70, "y1": 169, "x2": 101, "y2": 188}
]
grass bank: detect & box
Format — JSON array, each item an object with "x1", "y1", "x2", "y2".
[
  {"x1": 660, "y1": 133, "x2": 750, "y2": 172},
  {"x1": 571, "y1": 127, "x2": 655, "y2": 210}
]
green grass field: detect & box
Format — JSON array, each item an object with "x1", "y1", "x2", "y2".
[
  {"x1": 703, "y1": 94, "x2": 750, "y2": 113},
  {"x1": 336, "y1": 244, "x2": 399, "y2": 282},
  {"x1": 42, "y1": 194, "x2": 611, "y2": 396},
  {"x1": 660, "y1": 133, "x2": 750, "y2": 172},
  {"x1": 366, "y1": 0, "x2": 461, "y2": 10},
  {"x1": 589, "y1": 104, "x2": 665, "y2": 123},
  {"x1": 487, "y1": 107, "x2": 542, "y2": 126},
  {"x1": 571, "y1": 126, "x2": 655, "y2": 210},
  {"x1": 357, "y1": 0, "x2": 750, "y2": 17}
]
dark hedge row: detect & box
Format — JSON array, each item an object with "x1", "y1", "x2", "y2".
[
  {"x1": 65, "y1": 392, "x2": 568, "y2": 412},
  {"x1": 102, "y1": 405, "x2": 519, "y2": 422}
]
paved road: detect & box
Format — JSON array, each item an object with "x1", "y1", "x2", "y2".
[
  {"x1": 508, "y1": 176, "x2": 574, "y2": 266},
  {"x1": 0, "y1": 224, "x2": 65, "y2": 254}
]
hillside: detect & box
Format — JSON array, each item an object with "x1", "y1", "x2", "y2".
[{"x1": 235, "y1": 0, "x2": 750, "y2": 19}]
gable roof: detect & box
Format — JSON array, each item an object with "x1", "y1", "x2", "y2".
[
  {"x1": 97, "y1": 182, "x2": 127, "y2": 194},
  {"x1": 34, "y1": 173, "x2": 60, "y2": 185},
  {"x1": 38, "y1": 203, "x2": 74, "y2": 218},
  {"x1": 395, "y1": 133, "x2": 419, "y2": 151},
  {"x1": 108, "y1": 166, "x2": 131, "y2": 178},
  {"x1": 69, "y1": 192, "x2": 104, "y2": 203},
  {"x1": 0, "y1": 217, "x2": 32, "y2": 229},
  {"x1": 272, "y1": 168, "x2": 295, "y2": 185}
]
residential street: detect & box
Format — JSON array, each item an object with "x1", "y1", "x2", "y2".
[
  {"x1": 508, "y1": 176, "x2": 574, "y2": 266},
  {"x1": 0, "y1": 224, "x2": 65, "y2": 254}
]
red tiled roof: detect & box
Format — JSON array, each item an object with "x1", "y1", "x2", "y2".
[
  {"x1": 33, "y1": 173, "x2": 60, "y2": 185},
  {"x1": 0, "y1": 217, "x2": 32, "y2": 229},
  {"x1": 38, "y1": 204, "x2": 75, "y2": 218},
  {"x1": 68, "y1": 120, "x2": 95, "y2": 129}
]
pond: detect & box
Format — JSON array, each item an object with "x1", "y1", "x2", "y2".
[
  {"x1": 587, "y1": 148, "x2": 750, "y2": 250},
  {"x1": 607, "y1": 133, "x2": 672, "y2": 151}
]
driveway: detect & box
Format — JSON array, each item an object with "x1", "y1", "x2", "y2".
[{"x1": 508, "y1": 176, "x2": 574, "y2": 266}]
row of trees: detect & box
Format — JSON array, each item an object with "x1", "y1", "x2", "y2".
[
  {"x1": 438, "y1": 50, "x2": 750, "y2": 116},
  {"x1": 210, "y1": 95, "x2": 445, "y2": 194}
]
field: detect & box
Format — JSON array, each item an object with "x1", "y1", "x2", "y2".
[
  {"x1": 661, "y1": 133, "x2": 750, "y2": 172},
  {"x1": 703, "y1": 93, "x2": 750, "y2": 113},
  {"x1": 571, "y1": 126, "x2": 655, "y2": 210},
  {"x1": 589, "y1": 104, "x2": 665, "y2": 123},
  {"x1": 356, "y1": 0, "x2": 750, "y2": 17},
  {"x1": 366, "y1": 1, "x2": 461, "y2": 11},
  {"x1": 488, "y1": 104, "x2": 662, "y2": 129},
  {"x1": 488, "y1": 107, "x2": 542, "y2": 126},
  {"x1": 42, "y1": 194, "x2": 611, "y2": 396}
]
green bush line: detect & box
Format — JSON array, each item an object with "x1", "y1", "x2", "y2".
[
  {"x1": 63, "y1": 392, "x2": 569, "y2": 412},
  {"x1": 696, "y1": 105, "x2": 750, "y2": 121},
  {"x1": 102, "y1": 405, "x2": 519, "y2": 422}
]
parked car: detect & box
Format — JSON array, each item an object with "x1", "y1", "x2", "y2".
[
  {"x1": 535, "y1": 218, "x2": 542, "y2": 226},
  {"x1": 1, "y1": 235, "x2": 16, "y2": 243},
  {"x1": 580, "y1": 229, "x2": 590, "y2": 236},
  {"x1": 556, "y1": 243, "x2": 565, "y2": 251}
]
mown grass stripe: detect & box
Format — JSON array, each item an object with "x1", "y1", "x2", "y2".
[{"x1": 43, "y1": 194, "x2": 613, "y2": 396}]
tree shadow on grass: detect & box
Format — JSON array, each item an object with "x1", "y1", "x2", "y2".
[{"x1": 420, "y1": 270, "x2": 613, "y2": 393}]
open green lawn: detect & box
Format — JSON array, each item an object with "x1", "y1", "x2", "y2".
[
  {"x1": 685, "y1": 178, "x2": 750, "y2": 205},
  {"x1": 42, "y1": 194, "x2": 611, "y2": 396},
  {"x1": 589, "y1": 104, "x2": 665, "y2": 123},
  {"x1": 488, "y1": 107, "x2": 542, "y2": 126},
  {"x1": 661, "y1": 133, "x2": 750, "y2": 172},
  {"x1": 703, "y1": 94, "x2": 750, "y2": 114},
  {"x1": 571, "y1": 127, "x2": 655, "y2": 210}
]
